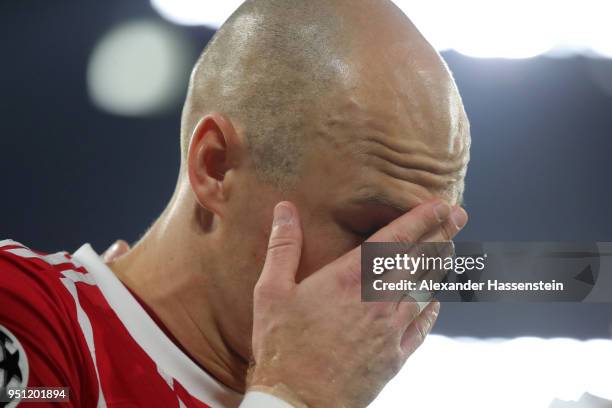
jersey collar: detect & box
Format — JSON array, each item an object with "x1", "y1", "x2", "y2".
[{"x1": 73, "y1": 243, "x2": 243, "y2": 408}]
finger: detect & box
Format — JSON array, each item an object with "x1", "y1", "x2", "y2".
[
  {"x1": 393, "y1": 240, "x2": 454, "y2": 318},
  {"x1": 322, "y1": 200, "x2": 451, "y2": 292},
  {"x1": 394, "y1": 279, "x2": 436, "y2": 325},
  {"x1": 399, "y1": 300, "x2": 440, "y2": 357},
  {"x1": 102, "y1": 240, "x2": 130, "y2": 263},
  {"x1": 417, "y1": 243, "x2": 454, "y2": 299},
  {"x1": 367, "y1": 200, "x2": 452, "y2": 244},
  {"x1": 394, "y1": 296, "x2": 420, "y2": 326},
  {"x1": 420, "y1": 206, "x2": 468, "y2": 242},
  {"x1": 413, "y1": 207, "x2": 467, "y2": 296},
  {"x1": 257, "y1": 202, "x2": 303, "y2": 292}
]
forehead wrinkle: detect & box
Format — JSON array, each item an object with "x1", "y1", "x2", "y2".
[
  {"x1": 336, "y1": 92, "x2": 468, "y2": 161},
  {"x1": 371, "y1": 156, "x2": 463, "y2": 193},
  {"x1": 359, "y1": 133, "x2": 468, "y2": 177},
  {"x1": 351, "y1": 130, "x2": 467, "y2": 206},
  {"x1": 315, "y1": 71, "x2": 469, "y2": 198}
]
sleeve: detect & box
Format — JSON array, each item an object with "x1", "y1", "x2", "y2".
[
  {"x1": 0, "y1": 251, "x2": 98, "y2": 407},
  {"x1": 240, "y1": 391, "x2": 296, "y2": 408}
]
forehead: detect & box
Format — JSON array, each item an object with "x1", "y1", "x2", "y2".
[{"x1": 306, "y1": 89, "x2": 469, "y2": 204}]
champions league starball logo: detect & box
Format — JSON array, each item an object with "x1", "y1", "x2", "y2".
[{"x1": 0, "y1": 325, "x2": 28, "y2": 408}]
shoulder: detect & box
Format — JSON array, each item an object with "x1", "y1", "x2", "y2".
[
  {"x1": 0, "y1": 238, "x2": 95, "y2": 349},
  {"x1": 0, "y1": 239, "x2": 91, "y2": 308},
  {"x1": 0, "y1": 239, "x2": 99, "y2": 405}
]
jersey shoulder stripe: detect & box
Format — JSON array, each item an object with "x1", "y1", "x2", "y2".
[{"x1": 0, "y1": 240, "x2": 240, "y2": 407}]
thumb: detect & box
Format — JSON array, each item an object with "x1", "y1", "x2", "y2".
[{"x1": 258, "y1": 202, "x2": 303, "y2": 290}]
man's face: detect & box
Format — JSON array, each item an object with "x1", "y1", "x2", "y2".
[{"x1": 211, "y1": 75, "x2": 470, "y2": 359}]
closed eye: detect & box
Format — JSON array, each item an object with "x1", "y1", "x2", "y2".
[
  {"x1": 334, "y1": 197, "x2": 406, "y2": 243},
  {"x1": 347, "y1": 224, "x2": 384, "y2": 240}
]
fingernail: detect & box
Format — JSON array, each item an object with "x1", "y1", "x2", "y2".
[
  {"x1": 432, "y1": 300, "x2": 441, "y2": 316},
  {"x1": 433, "y1": 202, "x2": 451, "y2": 222},
  {"x1": 273, "y1": 203, "x2": 293, "y2": 228},
  {"x1": 109, "y1": 241, "x2": 121, "y2": 253},
  {"x1": 451, "y1": 207, "x2": 468, "y2": 229}
]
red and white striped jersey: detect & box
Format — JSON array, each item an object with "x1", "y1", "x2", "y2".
[{"x1": 0, "y1": 239, "x2": 250, "y2": 408}]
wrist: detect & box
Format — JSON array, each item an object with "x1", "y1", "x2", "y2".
[
  {"x1": 246, "y1": 384, "x2": 309, "y2": 408},
  {"x1": 247, "y1": 363, "x2": 314, "y2": 408}
]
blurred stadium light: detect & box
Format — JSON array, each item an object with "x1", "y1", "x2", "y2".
[
  {"x1": 150, "y1": 0, "x2": 612, "y2": 59},
  {"x1": 87, "y1": 20, "x2": 193, "y2": 116},
  {"x1": 372, "y1": 335, "x2": 612, "y2": 408},
  {"x1": 151, "y1": 0, "x2": 244, "y2": 28}
]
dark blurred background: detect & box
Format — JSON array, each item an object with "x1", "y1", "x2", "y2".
[{"x1": 1, "y1": 0, "x2": 611, "y2": 341}]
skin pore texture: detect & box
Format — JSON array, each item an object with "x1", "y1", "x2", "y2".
[{"x1": 109, "y1": 0, "x2": 470, "y2": 395}]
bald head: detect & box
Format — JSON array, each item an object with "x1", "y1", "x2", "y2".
[{"x1": 181, "y1": 0, "x2": 469, "y2": 192}]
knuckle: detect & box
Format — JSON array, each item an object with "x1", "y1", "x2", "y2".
[
  {"x1": 418, "y1": 211, "x2": 439, "y2": 232},
  {"x1": 253, "y1": 281, "x2": 265, "y2": 298},
  {"x1": 253, "y1": 280, "x2": 276, "y2": 300},
  {"x1": 253, "y1": 279, "x2": 276, "y2": 297},
  {"x1": 389, "y1": 352, "x2": 404, "y2": 374},
  {"x1": 368, "y1": 302, "x2": 394, "y2": 319},
  {"x1": 440, "y1": 223, "x2": 454, "y2": 241},
  {"x1": 267, "y1": 236, "x2": 298, "y2": 252},
  {"x1": 336, "y1": 258, "x2": 361, "y2": 290},
  {"x1": 337, "y1": 270, "x2": 360, "y2": 293}
]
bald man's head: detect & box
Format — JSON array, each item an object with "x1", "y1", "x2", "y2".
[
  {"x1": 172, "y1": 1, "x2": 470, "y2": 361},
  {"x1": 181, "y1": 0, "x2": 469, "y2": 192}
]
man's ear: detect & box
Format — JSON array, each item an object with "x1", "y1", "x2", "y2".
[{"x1": 187, "y1": 112, "x2": 241, "y2": 216}]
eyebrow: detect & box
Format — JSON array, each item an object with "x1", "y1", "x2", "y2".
[
  {"x1": 351, "y1": 190, "x2": 465, "y2": 214},
  {"x1": 350, "y1": 193, "x2": 411, "y2": 215}
]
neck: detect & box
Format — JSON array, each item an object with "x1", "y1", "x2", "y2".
[{"x1": 108, "y1": 190, "x2": 249, "y2": 392}]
